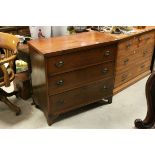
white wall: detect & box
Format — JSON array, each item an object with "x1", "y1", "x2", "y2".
[
  {"x1": 52, "y1": 26, "x2": 69, "y2": 37},
  {"x1": 29, "y1": 26, "x2": 51, "y2": 39},
  {"x1": 29, "y1": 26, "x2": 69, "y2": 39}
]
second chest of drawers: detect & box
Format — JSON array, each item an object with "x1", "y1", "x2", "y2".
[{"x1": 114, "y1": 31, "x2": 155, "y2": 94}]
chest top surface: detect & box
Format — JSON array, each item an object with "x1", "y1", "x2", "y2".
[{"x1": 28, "y1": 31, "x2": 117, "y2": 56}]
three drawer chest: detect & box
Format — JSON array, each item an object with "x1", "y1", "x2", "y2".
[{"x1": 28, "y1": 31, "x2": 117, "y2": 125}]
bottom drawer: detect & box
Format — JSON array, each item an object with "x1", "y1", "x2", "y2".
[
  {"x1": 115, "y1": 60, "x2": 151, "y2": 87},
  {"x1": 49, "y1": 78, "x2": 114, "y2": 114}
]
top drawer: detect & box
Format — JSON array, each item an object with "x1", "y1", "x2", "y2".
[
  {"x1": 117, "y1": 32, "x2": 154, "y2": 59},
  {"x1": 138, "y1": 31, "x2": 154, "y2": 42},
  {"x1": 46, "y1": 44, "x2": 116, "y2": 75},
  {"x1": 118, "y1": 36, "x2": 139, "y2": 52},
  {"x1": 138, "y1": 31, "x2": 154, "y2": 46}
]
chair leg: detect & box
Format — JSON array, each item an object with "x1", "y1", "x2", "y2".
[
  {"x1": 0, "y1": 95, "x2": 21, "y2": 115},
  {"x1": 0, "y1": 88, "x2": 21, "y2": 115}
]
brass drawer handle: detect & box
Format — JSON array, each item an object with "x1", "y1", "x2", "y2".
[
  {"x1": 134, "y1": 36, "x2": 139, "y2": 41},
  {"x1": 56, "y1": 80, "x2": 64, "y2": 86},
  {"x1": 55, "y1": 61, "x2": 64, "y2": 68},
  {"x1": 126, "y1": 43, "x2": 131, "y2": 48},
  {"x1": 138, "y1": 38, "x2": 142, "y2": 42},
  {"x1": 104, "y1": 51, "x2": 110, "y2": 56},
  {"x1": 121, "y1": 74, "x2": 128, "y2": 81},
  {"x1": 102, "y1": 68, "x2": 108, "y2": 74},
  {"x1": 140, "y1": 64, "x2": 145, "y2": 69},
  {"x1": 103, "y1": 85, "x2": 107, "y2": 90},
  {"x1": 143, "y1": 50, "x2": 147, "y2": 56},
  {"x1": 57, "y1": 100, "x2": 64, "y2": 105},
  {"x1": 124, "y1": 58, "x2": 129, "y2": 65}
]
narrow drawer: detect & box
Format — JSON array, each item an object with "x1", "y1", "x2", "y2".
[
  {"x1": 135, "y1": 61, "x2": 151, "y2": 76},
  {"x1": 49, "y1": 78, "x2": 114, "y2": 114},
  {"x1": 116, "y1": 53, "x2": 139, "y2": 71},
  {"x1": 117, "y1": 47, "x2": 138, "y2": 60},
  {"x1": 118, "y1": 37, "x2": 139, "y2": 53},
  {"x1": 138, "y1": 32, "x2": 154, "y2": 46},
  {"x1": 115, "y1": 60, "x2": 151, "y2": 87},
  {"x1": 139, "y1": 43, "x2": 154, "y2": 57},
  {"x1": 48, "y1": 62, "x2": 114, "y2": 95},
  {"x1": 46, "y1": 45, "x2": 116, "y2": 75},
  {"x1": 115, "y1": 71, "x2": 133, "y2": 87},
  {"x1": 117, "y1": 32, "x2": 154, "y2": 59},
  {"x1": 115, "y1": 46, "x2": 153, "y2": 74}
]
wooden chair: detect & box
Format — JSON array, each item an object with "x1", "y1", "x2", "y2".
[{"x1": 0, "y1": 32, "x2": 21, "y2": 115}]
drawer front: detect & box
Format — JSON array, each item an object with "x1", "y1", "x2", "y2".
[
  {"x1": 115, "y1": 45, "x2": 153, "y2": 74},
  {"x1": 135, "y1": 61, "x2": 151, "y2": 75},
  {"x1": 115, "y1": 71, "x2": 133, "y2": 87},
  {"x1": 118, "y1": 37, "x2": 139, "y2": 53},
  {"x1": 46, "y1": 45, "x2": 116, "y2": 75},
  {"x1": 139, "y1": 43, "x2": 154, "y2": 57},
  {"x1": 48, "y1": 62, "x2": 114, "y2": 95},
  {"x1": 115, "y1": 60, "x2": 151, "y2": 87},
  {"x1": 138, "y1": 31, "x2": 154, "y2": 46},
  {"x1": 49, "y1": 78, "x2": 114, "y2": 114},
  {"x1": 117, "y1": 32, "x2": 154, "y2": 59}
]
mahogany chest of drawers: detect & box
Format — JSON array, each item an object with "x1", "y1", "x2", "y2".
[{"x1": 28, "y1": 31, "x2": 117, "y2": 125}]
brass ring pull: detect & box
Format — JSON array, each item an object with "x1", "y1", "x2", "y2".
[
  {"x1": 134, "y1": 36, "x2": 139, "y2": 41},
  {"x1": 138, "y1": 38, "x2": 142, "y2": 42},
  {"x1": 121, "y1": 74, "x2": 128, "y2": 81},
  {"x1": 57, "y1": 100, "x2": 64, "y2": 105},
  {"x1": 103, "y1": 85, "x2": 107, "y2": 90},
  {"x1": 141, "y1": 64, "x2": 145, "y2": 69},
  {"x1": 124, "y1": 58, "x2": 129, "y2": 65},
  {"x1": 143, "y1": 50, "x2": 147, "y2": 56},
  {"x1": 55, "y1": 61, "x2": 64, "y2": 68},
  {"x1": 104, "y1": 51, "x2": 110, "y2": 56},
  {"x1": 102, "y1": 68, "x2": 108, "y2": 74},
  {"x1": 56, "y1": 80, "x2": 64, "y2": 86},
  {"x1": 126, "y1": 43, "x2": 131, "y2": 48}
]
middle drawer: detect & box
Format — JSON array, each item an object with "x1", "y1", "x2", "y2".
[{"x1": 48, "y1": 62, "x2": 114, "y2": 95}]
